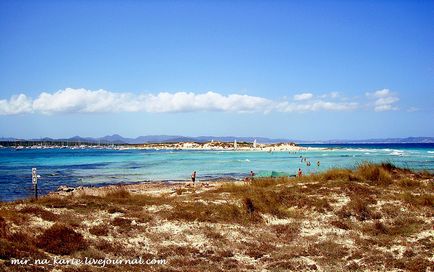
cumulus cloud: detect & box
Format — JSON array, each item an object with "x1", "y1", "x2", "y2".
[
  {"x1": 366, "y1": 89, "x2": 399, "y2": 112},
  {"x1": 0, "y1": 94, "x2": 33, "y2": 115},
  {"x1": 0, "y1": 88, "x2": 399, "y2": 115},
  {"x1": 0, "y1": 88, "x2": 273, "y2": 115},
  {"x1": 293, "y1": 92, "x2": 313, "y2": 101},
  {"x1": 141, "y1": 91, "x2": 272, "y2": 113},
  {"x1": 32, "y1": 88, "x2": 136, "y2": 114}
]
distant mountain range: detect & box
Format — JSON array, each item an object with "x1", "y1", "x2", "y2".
[
  {"x1": 0, "y1": 135, "x2": 288, "y2": 144},
  {"x1": 0, "y1": 135, "x2": 433, "y2": 144},
  {"x1": 295, "y1": 137, "x2": 434, "y2": 144}
]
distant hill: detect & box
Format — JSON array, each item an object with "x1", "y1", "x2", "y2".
[
  {"x1": 297, "y1": 137, "x2": 434, "y2": 144},
  {"x1": 1, "y1": 135, "x2": 433, "y2": 144}
]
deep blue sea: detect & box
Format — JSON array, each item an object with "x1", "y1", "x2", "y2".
[{"x1": 1, "y1": 143, "x2": 433, "y2": 201}]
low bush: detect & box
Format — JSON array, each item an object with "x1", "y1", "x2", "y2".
[
  {"x1": 19, "y1": 206, "x2": 58, "y2": 221},
  {"x1": 112, "y1": 217, "x2": 132, "y2": 228},
  {"x1": 330, "y1": 219, "x2": 351, "y2": 230},
  {"x1": 89, "y1": 224, "x2": 109, "y2": 236},
  {"x1": 371, "y1": 220, "x2": 389, "y2": 235},
  {"x1": 0, "y1": 239, "x2": 46, "y2": 260},
  {"x1": 36, "y1": 224, "x2": 87, "y2": 255}
]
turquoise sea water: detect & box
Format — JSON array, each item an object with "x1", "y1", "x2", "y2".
[{"x1": 0, "y1": 143, "x2": 433, "y2": 201}]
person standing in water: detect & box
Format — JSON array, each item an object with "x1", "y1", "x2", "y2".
[
  {"x1": 245, "y1": 170, "x2": 255, "y2": 182},
  {"x1": 298, "y1": 168, "x2": 303, "y2": 177},
  {"x1": 191, "y1": 171, "x2": 197, "y2": 185}
]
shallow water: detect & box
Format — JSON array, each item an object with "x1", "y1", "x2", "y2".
[{"x1": 0, "y1": 143, "x2": 433, "y2": 201}]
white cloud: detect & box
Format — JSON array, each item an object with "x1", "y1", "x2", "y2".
[
  {"x1": 320, "y1": 92, "x2": 340, "y2": 99},
  {"x1": 0, "y1": 88, "x2": 401, "y2": 115},
  {"x1": 293, "y1": 92, "x2": 313, "y2": 101},
  {"x1": 366, "y1": 89, "x2": 399, "y2": 112},
  {"x1": 32, "y1": 88, "x2": 136, "y2": 114},
  {"x1": 0, "y1": 94, "x2": 33, "y2": 115},
  {"x1": 1, "y1": 88, "x2": 272, "y2": 115},
  {"x1": 374, "y1": 97, "x2": 399, "y2": 112},
  {"x1": 374, "y1": 89, "x2": 390, "y2": 98},
  {"x1": 141, "y1": 91, "x2": 272, "y2": 113},
  {"x1": 277, "y1": 100, "x2": 358, "y2": 112}
]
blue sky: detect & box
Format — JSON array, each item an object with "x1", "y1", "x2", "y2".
[{"x1": 0, "y1": 0, "x2": 433, "y2": 140}]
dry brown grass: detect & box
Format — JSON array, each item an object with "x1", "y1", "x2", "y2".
[
  {"x1": 398, "y1": 177, "x2": 422, "y2": 188},
  {"x1": 387, "y1": 216, "x2": 424, "y2": 236},
  {"x1": 89, "y1": 224, "x2": 109, "y2": 236},
  {"x1": 19, "y1": 205, "x2": 59, "y2": 221},
  {"x1": 0, "y1": 238, "x2": 47, "y2": 261},
  {"x1": 356, "y1": 162, "x2": 393, "y2": 185},
  {"x1": 0, "y1": 162, "x2": 431, "y2": 271},
  {"x1": 165, "y1": 201, "x2": 246, "y2": 223},
  {"x1": 338, "y1": 196, "x2": 380, "y2": 221},
  {"x1": 104, "y1": 187, "x2": 131, "y2": 199},
  {"x1": 0, "y1": 216, "x2": 6, "y2": 238},
  {"x1": 93, "y1": 240, "x2": 125, "y2": 256},
  {"x1": 321, "y1": 168, "x2": 354, "y2": 181},
  {"x1": 112, "y1": 217, "x2": 132, "y2": 228},
  {"x1": 402, "y1": 257, "x2": 434, "y2": 272},
  {"x1": 36, "y1": 224, "x2": 88, "y2": 255},
  {"x1": 330, "y1": 219, "x2": 351, "y2": 230},
  {"x1": 0, "y1": 227, "x2": 48, "y2": 262},
  {"x1": 314, "y1": 240, "x2": 349, "y2": 260},
  {"x1": 272, "y1": 223, "x2": 300, "y2": 241},
  {"x1": 401, "y1": 192, "x2": 433, "y2": 207},
  {"x1": 203, "y1": 226, "x2": 224, "y2": 240}
]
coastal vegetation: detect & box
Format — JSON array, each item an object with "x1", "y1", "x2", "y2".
[{"x1": 0, "y1": 163, "x2": 432, "y2": 271}]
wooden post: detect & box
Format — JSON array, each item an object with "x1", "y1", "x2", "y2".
[
  {"x1": 32, "y1": 168, "x2": 38, "y2": 199},
  {"x1": 34, "y1": 183, "x2": 38, "y2": 199}
]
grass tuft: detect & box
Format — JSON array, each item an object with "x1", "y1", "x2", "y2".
[{"x1": 356, "y1": 162, "x2": 393, "y2": 185}]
